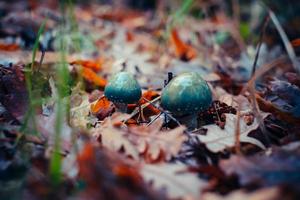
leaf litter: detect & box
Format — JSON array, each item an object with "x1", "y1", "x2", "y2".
[{"x1": 1, "y1": 1, "x2": 300, "y2": 199}]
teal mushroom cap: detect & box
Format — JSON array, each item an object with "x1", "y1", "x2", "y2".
[
  {"x1": 104, "y1": 72, "x2": 142, "y2": 104},
  {"x1": 161, "y1": 72, "x2": 212, "y2": 116}
]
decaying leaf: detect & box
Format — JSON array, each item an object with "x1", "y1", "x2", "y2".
[
  {"x1": 82, "y1": 67, "x2": 107, "y2": 88},
  {"x1": 71, "y1": 59, "x2": 103, "y2": 72},
  {"x1": 90, "y1": 96, "x2": 115, "y2": 120},
  {"x1": 77, "y1": 142, "x2": 163, "y2": 200},
  {"x1": 70, "y1": 94, "x2": 91, "y2": 130},
  {"x1": 202, "y1": 187, "x2": 279, "y2": 200},
  {"x1": 93, "y1": 115, "x2": 186, "y2": 161},
  {"x1": 220, "y1": 148, "x2": 300, "y2": 186},
  {"x1": 141, "y1": 163, "x2": 207, "y2": 199},
  {"x1": 92, "y1": 113, "x2": 139, "y2": 160},
  {"x1": 197, "y1": 113, "x2": 267, "y2": 153},
  {"x1": 170, "y1": 28, "x2": 197, "y2": 61},
  {"x1": 37, "y1": 104, "x2": 72, "y2": 153},
  {"x1": 129, "y1": 119, "x2": 187, "y2": 162},
  {"x1": 128, "y1": 90, "x2": 160, "y2": 117},
  {"x1": 0, "y1": 64, "x2": 28, "y2": 121}
]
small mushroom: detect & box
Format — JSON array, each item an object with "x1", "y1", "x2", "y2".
[
  {"x1": 161, "y1": 72, "x2": 212, "y2": 130},
  {"x1": 104, "y1": 71, "x2": 142, "y2": 113}
]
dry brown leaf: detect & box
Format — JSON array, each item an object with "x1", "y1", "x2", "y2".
[
  {"x1": 92, "y1": 113, "x2": 139, "y2": 160},
  {"x1": 129, "y1": 119, "x2": 187, "y2": 162},
  {"x1": 141, "y1": 163, "x2": 207, "y2": 199},
  {"x1": 197, "y1": 113, "x2": 267, "y2": 153},
  {"x1": 202, "y1": 187, "x2": 279, "y2": 200},
  {"x1": 90, "y1": 96, "x2": 115, "y2": 120},
  {"x1": 93, "y1": 115, "x2": 186, "y2": 162}
]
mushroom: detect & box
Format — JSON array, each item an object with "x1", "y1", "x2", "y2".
[
  {"x1": 104, "y1": 71, "x2": 142, "y2": 113},
  {"x1": 161, "y1": 72, "x2": 212, "y2": 130}
]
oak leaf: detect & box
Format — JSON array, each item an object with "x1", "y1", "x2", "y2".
[
  {"x1": 92, "y1": 113, "x2": 139, "y2": 160},
  {"x1": 129, "y1": 119, "x2": 187, "y2": 162},
  {"x1": 197, "y1": 113, "x2": 267, "y2": 153},
  {"x1": 141, "y1": 163, "x2": 207, "y2": 199}
]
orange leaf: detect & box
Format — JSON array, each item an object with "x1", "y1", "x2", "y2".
[
  {"x1": 82, "y1": 68, "x2": 107, "y2": 88},
  {"x1": 91, "y1": 96, "x2": 111, "y2": 114},
  {"x1": 0, "y1": 43, "x2": 19, "y2": 51},
  {"x1": 77, "y1": 142, "x2": 95, "y2": 182},
  {"x1": 90, "y1": 96, "x2": 114, "y2": 120},
  {"x1": 112, "y1": 164, "x2": 142, "y2": 183},
  {"x1": 291, "y1": 38, "x2": 300, "y2": 47},
  {"x1": 126, "y1": 31, "x2": 134, "y2": 42},
  {"x1": 139, "y1": 90, "x2": 160, "y2": 115},
  {"x1": 71, "y1": 59, "x2": 103, "y2": 72},
  {"x1": 127, "y1": 90, "x2": 160, "y2": 116},
  {"x1": 170, "y1": 29, "x2": 197, "y2": 61}
]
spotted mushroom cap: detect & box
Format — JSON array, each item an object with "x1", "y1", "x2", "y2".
[
  {"x1": 104, "y1": 72, "x2": 142, "y2": 104},
  {"x1": 161, "y1": 72, "x2": 212, "y2": 116}
]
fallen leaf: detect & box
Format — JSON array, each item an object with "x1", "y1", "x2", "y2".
[
  {"x1": 197, "y1": 113, "x2": 267, "y2": 153},
  {"x1": 170, "y1": 28, "x2": 197, "y2": 61},
  {"x1": 129, "y1": 119, "x2": 187, "y2": 162},
  {"x1": 70, "y1": 94, "x2": 91, "y2": 130},
  {"x1": 82, "y1": 67, "x2": 107, "y2": 88},
  {"x1": 128, "y1": 90, "x2": 160, "y2": 117},
  {"x1": 291, "y1": 38, "x2": 300, "y2": 47},
  {"x1": 90, "y1": 96, "x2": 115, "y2": 120},
  {"x1": 77, "y1": 142, "x2": 162, "y2": 200},
  {"x1": 92, "y1": 113, "x2": 139, "y2": 160},
  {"x1": 263, "y1": 79, "x2": 300, "y2": 118},
  {"x1": 0, "y1": 64, "x2": 28, "y2": 121},
  {"x1": 0, "y1": 43, "x2": 20, "y2": 51},
  {"x1": 71, "y1": 59, "x2": 103, "y2": 72},
  {"x1": 141, "y1": 163, "x2": 207, "y2": 199},
  {"x1": 93, "y1": 115, "x2": 186, "y2": 162},
  {"x1": 202, "y1": 187, "x2": 279, "y2": 200},
  {"x1": 220, "y1": 148, "x2": 300, "y2": 186}
]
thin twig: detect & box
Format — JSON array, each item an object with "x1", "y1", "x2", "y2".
[
  {"x1": 142, "y1": 97, "x2": 181, "y2": 126},
  {"x1": 268, "y1": 9, "x2": 300, "y2": 74},
  {"x1": 251, "y1": 14, "x2": 270, "y2": 76},
  {"x1": 147, "y1": 112, "x2": 162, "y2": 126},
  {"x1": 37, "y1": 49, "x2": 46, "y2": 72},
  {"x1": 234, "y1": 107, "x2": 241, "y2": 155},
  {"x1": 127, "y1": 96, "x2": 161, "y2": 119}
]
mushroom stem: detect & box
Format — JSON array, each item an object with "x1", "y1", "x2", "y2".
[
  {"x1": 177, "y1": 114, "x2": 198, "y2": 130},
  {"x1": 115, "y1": 102, "x2": 128, "y2": 113}
]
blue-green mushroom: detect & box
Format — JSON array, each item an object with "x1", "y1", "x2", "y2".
[
  {"x1": 161, "y1": 72, "x2": 212, "y2": 130},
  {"x1": 104, "y1": 71, "x2": 142, "y2": 112}
]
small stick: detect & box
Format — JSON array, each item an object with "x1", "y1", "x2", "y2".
[
  {"x1": 234, "y1": 107, "x2": 241, "y2": 155},
  {"x1": 37, "y1": 48, "x2": 46, "y2": 72},
  {"x1": 137, "y1": 102, "x2": 146, "y2": 123},
  {"x1": 147, "y1": 112, "x2": 162, "y2": 126},
  {"x1": 268, "y1": 8, "x2": 300, "y2": 74},
  {"x1": 251, "y1": 14, "x2": 270, "y2": 76},
  {"x1": 127, "y1": 96, "x2": 161, "y2": 119},
  {"x1": 142, "y1": 97, "x2": 181, "y2": 126}
]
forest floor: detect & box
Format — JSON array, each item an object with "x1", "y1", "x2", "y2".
[{"x1": 1, "y1": 1, "x2": 300, "y2": 200}]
